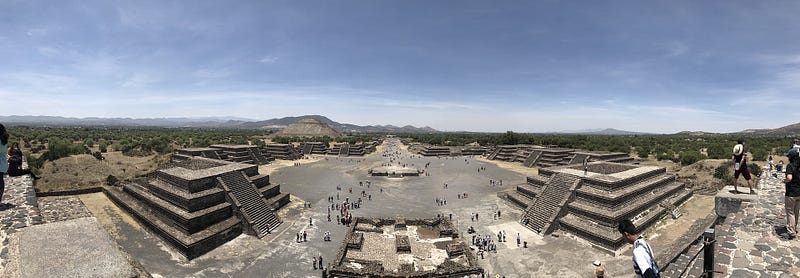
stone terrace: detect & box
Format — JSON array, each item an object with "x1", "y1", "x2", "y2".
[
  {"x1": 488, "y1": 145, "x2": 633, "y2": 168},
  {"x1": 509, "y1": 162, "x2": 693, "y2": 252},
  {"x1": 709, "y1": 175, "x2": 800, "y2": 277},
  {"x1": 104, "y1": 156, "x2": 288, "y2": 259},
  {"x1": 327, "y1": 217, "x2": 482, "y2": 277}
]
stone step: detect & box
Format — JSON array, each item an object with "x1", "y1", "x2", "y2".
[{"x1": 218, "y1": 171, "x2": 282, "y2": 237}]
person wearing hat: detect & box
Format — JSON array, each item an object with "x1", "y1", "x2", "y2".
[
  {"x1": 732, "y1": 138, "x2": 754, "y2": 194},
  {"x1": 783, "y1": 147, "x2": 800, "y2": 239},
  {"x1": 593, "y1": 260, "x2": 605, "y2": 278}
]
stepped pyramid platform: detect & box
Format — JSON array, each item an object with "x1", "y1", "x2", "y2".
[
  {"x1": 508, "y1": 161, "x2": 692, "y2": 253},
  {"x1": 210, "y1": 144, "x2": 272, "y2": 165},
  {"x1": 419, "y1": 146, "x2": 451, "y2": 156},
  {"x1": 489, "y1": 145, "x2": 633, "y2": 168},
  {"x1": 174, "y1": 147, "x2": 222, "y2": 161},
  {"x1": 299, "y1": 142, "x2": 328, "y2": 155},
  {"x1": 263, "y1": 143, "x2": 301, "y2": 160},
  {"x1": 176, "y1": 145, "x2": 273, "y2": 165},
  {"x1": 327, "y1": 143, "x2": 374, "y2": 156},
  {"x1": 326, "y1": 217, "x2": 482, "y2": 278},
  {"x1": 104, "y1": 156, "x2": 289, "y2": 259}
]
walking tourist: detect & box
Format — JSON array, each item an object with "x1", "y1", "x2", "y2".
[
  {"x1": 732, "y1": 139, "x2": 754, "y2": 194},
  {"x1": 618, "y1": 219, "x2": 660, "y2": 278},
  {"x1": 584, "y1": 155, "x2": 590, "y2": 175},
  {"x1": 313, "y1": 256, "x2": 317, "y2": 270},
  {"x1": 0, "y1": 124, "x2": 7, "y2": 206},
  {"x1": 783, "y1": 147, "x2": 800, "y2": 239}
]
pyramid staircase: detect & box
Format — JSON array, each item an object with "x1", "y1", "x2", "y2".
[
  {"x1": 487, "y1": 147, "x2": 501, "y2": 160},
  {"x1": 218, "y1": 172, "x2": 282, "y2": 237},
  {"x1": 522, "y1": 150, "x2": 543, "y2": 167},
  {"x1": 339, "y1": 144, "x2": 350, "y2": 156},
  {"x1": 302, "y1": 144, "x2": 313, "y2": 155},
  {"x1": 521, "y1": 173, "x2": 581, "y2": 234}
]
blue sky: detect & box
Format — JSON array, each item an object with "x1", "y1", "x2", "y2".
[{"x1": 1, "y1": 1, "x2": 799, "y2": 133}]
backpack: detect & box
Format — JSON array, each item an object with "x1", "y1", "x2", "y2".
[{"x1": 634, "y1": 239, "x2": 661, "y2": 278}]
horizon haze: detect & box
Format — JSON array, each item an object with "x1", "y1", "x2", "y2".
[{"x1": 2, "y1": 1, "x2": 799, "y2": 133}]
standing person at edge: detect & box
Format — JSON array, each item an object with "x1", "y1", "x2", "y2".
[
  {"x1": 732, "y1": 139, "x2": 755, "y2": 194},
  {"x1": 0, "y1": 124, "x2": 8, "y2": 206},
  {"x1": 618, "y1": 219, "x2": 661, "y2": 278},
  {"x1": 783, "y1": 148, "x2": 800, "y2": 239}
]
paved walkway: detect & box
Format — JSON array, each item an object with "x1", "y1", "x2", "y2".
[
  {"x1": 0, "y1": 174, "x2": 42, "y2": 274},
  {"x1": 714, "y1": 174, "x2": 800, "y2": 277}
]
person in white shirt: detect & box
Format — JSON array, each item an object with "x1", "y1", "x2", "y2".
[{"x1": 618, "y1": 219, "x2": 660, "y2": 278}]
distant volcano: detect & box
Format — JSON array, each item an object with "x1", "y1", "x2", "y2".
[{"x1": 274, "y1": 118, "x2": 343, "y2": 138}]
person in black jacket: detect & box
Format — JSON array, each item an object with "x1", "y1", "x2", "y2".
[
  {"x1": 783, "y1": 148, "x2": 800, "y2": 239},
  {"x1": 7, "y1": 143, "x2": 39, "y2": 180}
]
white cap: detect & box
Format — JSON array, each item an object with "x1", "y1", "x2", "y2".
[{"x1": 593, "y1": 260, "x2": 601, "y2": 266}]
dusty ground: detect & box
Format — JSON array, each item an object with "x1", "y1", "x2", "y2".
[
  {"x1": 474, "y1": 157, "x2": 538, "y2": 177},
  {"x1": 258, "y1": 155, "x2": 326, "y2": 175},
  {"x1": 79, "y1": 192, "x2": 142, "y2": 240},
  {"x1": 35, "y1": 152, "x2": 169, "y2": 193}
]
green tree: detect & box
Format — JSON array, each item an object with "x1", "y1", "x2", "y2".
[{"x1": 679, "y1": 150, "x2": 705, "y2": 165}]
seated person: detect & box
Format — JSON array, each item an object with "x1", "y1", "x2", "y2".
[
  {"x1": 7, "y1": 143, "x2": 40, "y2": 179},
  {"x1": 778, "y1": 160, "x2": 785, "y2": 172}
]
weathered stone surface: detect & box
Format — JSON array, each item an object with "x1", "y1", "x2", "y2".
[
  {"x1": 731, "y1": 269, "x2": 758, "y2": 278},
  {"x1": 3, "y1": 217, "x2": 135, "y2": 278},
  {"x1": 715, "y1": 186, "x2": 758, "y2": 217},
  {"x1": 732, "y1": 257, "x2": 750, "y2": 268}
]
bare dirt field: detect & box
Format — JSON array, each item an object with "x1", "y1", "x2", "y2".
[{"x1": 35, "y1": 152, "x2": 169, "y2": 193}]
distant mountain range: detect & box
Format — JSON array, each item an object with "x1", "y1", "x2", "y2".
[
  {"x1": 0, "y1": 115, "x2": 439, "y2": 134},
  {"x1": 555, "y1": 128, "x2": 648, "y2": 135}
]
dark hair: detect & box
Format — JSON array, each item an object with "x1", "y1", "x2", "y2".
[
  {"x1": 617, "y1": 219, "x2": 636, "y2": 235},
  {"x1": 737, "y1": 138, "x2": 744, "y2": 144},
  {"x1": 0, "y1": 124, "x2": 7, "y2": 146}
]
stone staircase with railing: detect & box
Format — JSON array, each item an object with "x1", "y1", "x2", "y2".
[
  {"x1": 218, "y1": 172, "x2": 282, "y2": 237},
  {"x1": 521, "y1": 173, "x2": 581, "y2": 234}
]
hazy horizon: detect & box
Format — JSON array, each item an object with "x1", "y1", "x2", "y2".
[{"x1": 2, "y1": 1, "x2": 799, "y2": 133}]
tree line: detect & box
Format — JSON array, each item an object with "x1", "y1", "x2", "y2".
[{"x1": 402, "y1": 131, "x2": 793, "y2": 165}]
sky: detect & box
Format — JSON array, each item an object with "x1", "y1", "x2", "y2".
[{"x1": 1, "y1": 1, "x2": 800, "y2": 133}]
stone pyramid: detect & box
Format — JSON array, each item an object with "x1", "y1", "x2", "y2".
[{"x1": 275, "y1": 118, "x2": 342, "y2": 138}]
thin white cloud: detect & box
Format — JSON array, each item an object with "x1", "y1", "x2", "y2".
[{"x1": 259, "y1": 56, "x2": 279, "y2": 64}]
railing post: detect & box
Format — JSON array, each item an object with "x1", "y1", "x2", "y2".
[{"x1": 703, "y1": 228, "x2": 715, "y2": 278}]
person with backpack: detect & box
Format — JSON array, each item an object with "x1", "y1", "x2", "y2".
[
  {"x1": 783, "y1": 148, "x2": 800, "y2": 239},
  {"x1": 732, "y1": 139, "x2": 754, "y2": 194},
  {"x1": 618, "y1": 219, "x2": 660, "y2": 278}
]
